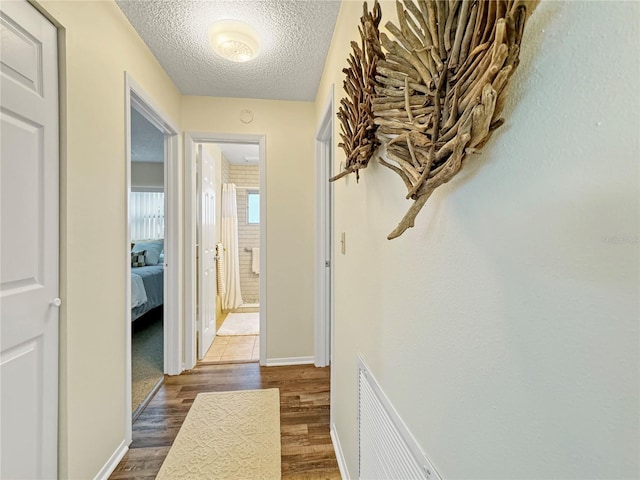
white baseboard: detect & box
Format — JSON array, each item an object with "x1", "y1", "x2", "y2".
[
  {"x1": 93, "y1": 439, "x2": 128, "y2": 480},
  {"x1": 265, "y1": 356, "x2": 315, "y2": 367},
  {"x1": 331, "y1": 423, "x2": 350, "y2": 480}
]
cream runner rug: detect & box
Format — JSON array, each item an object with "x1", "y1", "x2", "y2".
[{"x1": 156, "y1": 389, "x2": 281, "y2": 479}]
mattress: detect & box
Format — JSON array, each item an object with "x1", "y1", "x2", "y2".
[{"x1": 131, "y1": 264, "x2": 164, "y2": 320}]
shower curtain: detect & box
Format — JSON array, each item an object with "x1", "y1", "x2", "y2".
[{"x1": 221, "y1": 183, "x2": 244, "y2": 309}]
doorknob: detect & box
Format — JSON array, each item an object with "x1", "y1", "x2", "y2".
[{"x1": 51, "y1": 298, "x2": 62, "y2": 307}]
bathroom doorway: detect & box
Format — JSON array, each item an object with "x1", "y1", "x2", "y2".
[
  {"x1": 203, "y1": 143, "x2": 261, "y2": 363},
  {"x1": 183, "y1": 132, "x2": 266, "y2": 369}
]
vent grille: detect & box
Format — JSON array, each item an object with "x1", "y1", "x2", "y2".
[{"x1": 358, "y1": 357, "x2": 440, "y2": 480}]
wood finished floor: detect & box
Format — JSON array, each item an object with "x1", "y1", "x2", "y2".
[{"x1": 110, "y1": 362, "x2": 340, "y2": 479}]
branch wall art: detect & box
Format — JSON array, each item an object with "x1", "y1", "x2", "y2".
[{"x1": 332, "y1": 0, "x2": 539, "y2": 239}]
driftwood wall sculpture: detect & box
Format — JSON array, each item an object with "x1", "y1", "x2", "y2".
[
  {"x1": 330, "y1": 1, "x2": 383, "y2": 182},
  {"x1": 332, "y1": 0, "x2": 538, "y2": 239}
]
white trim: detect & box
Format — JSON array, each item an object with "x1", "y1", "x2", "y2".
[
  {"x1": 92, "y1": 440, "x2": 128, "y2": 480},
  {"x1": 124, "y1": 78, "x2": 133, "y2": 445},
  {"x1": 315, "y1": 89, "x2": 334, "y2": 368},
  {"x1": 330, "y1": 423, "x2": 350, "y2": 480},
  {"x1": 124, "y1": 73, "x2": 182, "y2": 446},
  {"x1": 258, "y1": 137, "x2": 266, "y2": 366},
  {"x1": 184, "y1": 132, "x2": 267, "y2": 370},
  {"x1": 183, "y1": 134, "x2": 197, "y2": 370},
  {"x1": 265, "y1": 356, "x2": 315, "y2": 367},
  {"x1": 164, "y1": 131, "x2": 183, "y2": 376}
]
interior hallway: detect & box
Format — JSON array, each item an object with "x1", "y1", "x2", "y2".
[{"x1": 110, "y1": 363, "x2": 340, "y2": 479}]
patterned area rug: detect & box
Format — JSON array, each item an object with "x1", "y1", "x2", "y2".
[
  {"x1": 217, "y1": 312, "x2": 259, "y2": 336},
  {"x1": 156, "y1": 389, "x2": 281, "y2": 480}
]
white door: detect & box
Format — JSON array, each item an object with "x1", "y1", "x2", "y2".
[
  {"x1": 0, "y1": 1, "x2": 59, "y2": 478},
  {"x1": 197, "y1": 146, "x2": 217, "y2": 359}
]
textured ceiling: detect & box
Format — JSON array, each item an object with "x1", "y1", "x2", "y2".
[
  {"x1": 131, "y1": 105, "x2": 259, "y2": 164},
  {"x1": 116, "y1": 0, "x2": 342, "y2": 101},
  {"x1": 131, "y1": 107, "x2": 164, "y2": 163},
  {"x1": 218, "y1": 143, "x2": 260, "y2": 165}
]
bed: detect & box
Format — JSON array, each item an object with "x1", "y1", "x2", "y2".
[
  {"x1": 130, "y1": 239, "x2": 165, "y2": 321},
  {"x1": 131, "y1": 265, "x2": 164, "y2": 320}
]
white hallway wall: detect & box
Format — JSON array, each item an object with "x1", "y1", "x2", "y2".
[
  {"x1": 27, "y1": 0, "x2": 640, "y2": 477},
  {"x1": 316, "y1": 1, "x2": 639, "y2": 478},
  {"x1": 36, "y1": 1, "x2": 182, "y2": 478},
  {"x1": 36, "y1": 2, "x2": 317, "y2": 477}
]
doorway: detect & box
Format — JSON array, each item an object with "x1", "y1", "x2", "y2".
[
  {"x1": 128, "y1": 105, "x2": 166, "y2": 417},
  {"x1": 124, "y1": 75, "x2": 180, "y2": 442},
  {"x1": 184, "y1": 133, "x2": 266, "y2": 369},
  {"x1": 200, "y1": 142, "x2": 262, "y2": 364}
]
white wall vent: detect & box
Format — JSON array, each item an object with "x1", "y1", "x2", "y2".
[{"x1": 358, "y1": 356, "x2": 441, "y2": 480}]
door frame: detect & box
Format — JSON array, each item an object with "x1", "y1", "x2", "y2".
[
  {"x1": 124, "y1": 73, "x2": 181, "y2": 444},
  {"x1": 314, "y1": 90, "x2": 335, "y2": 368},
  {"x1": 184, "y1": 132, "x2": 266, "y2": 369}
]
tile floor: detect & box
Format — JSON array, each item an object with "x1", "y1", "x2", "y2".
[{"x1": 202, "y1": 334, "x2": 259, "y2": 363}]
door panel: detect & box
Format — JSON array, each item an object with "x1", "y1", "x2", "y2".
[
  {"x1": 1, "y1": 113, "x2": 43, "y2": 293},
  {"x1": 197, "y1": 147, "x2": 217, "y2": 359},
  {"x1": 0, "y1": 1, "x2": 58, "y2": 478},
  {"x1": 0, "y1": 8, "x2": 43, "y2": 94},
  {"x1": 1, "y1": 340, "x2": 42, "y2": 480}
]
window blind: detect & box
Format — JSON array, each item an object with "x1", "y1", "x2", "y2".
[{"x1": 130, "y1": 191, "x2": 164, "y2": 241}]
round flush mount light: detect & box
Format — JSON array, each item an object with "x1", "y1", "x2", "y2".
[{"x1": 209, "y1": 20, "x2": 261, "y2": 63}]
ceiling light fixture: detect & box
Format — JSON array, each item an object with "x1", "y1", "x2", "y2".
[{"x1": 209, "y1": 20, "x2": 261, "y2": 63}]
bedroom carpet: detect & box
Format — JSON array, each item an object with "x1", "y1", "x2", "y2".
[
  {"x1": 217, "y1": 312, "x2": 259, "y2": 336},
  {"x1": 132, "y1": 311, "x2": 163, "y2": 413},
  {"x1": 155, "y1": 389, "x2": 281, "y2": 480}
]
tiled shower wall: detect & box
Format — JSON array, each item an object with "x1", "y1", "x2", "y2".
[{"x1": 228, "y1": 163, "x2": 260, "y2": 304}]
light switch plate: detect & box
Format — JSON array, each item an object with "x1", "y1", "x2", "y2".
[{"x1": 341, "y1": 232, "x2": 346, "y2": 254}]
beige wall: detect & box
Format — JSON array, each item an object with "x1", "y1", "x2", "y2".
[
  {"x1": 36, "y1": 2, "x2": 182, "y2": 478},
  {"x1": 182, "y1": 97, "x2": 316, "y2": 360},
  {"x1": 131, "y1": 161, "x2": 164, "y2": 190},
  {"x1": 317, "y1": 1, "x2": 639, "y2": 478}
]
